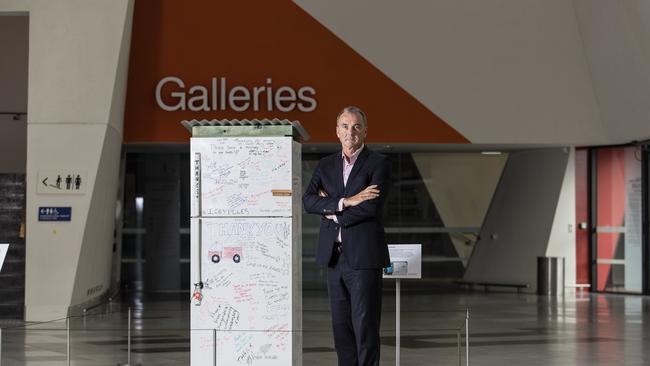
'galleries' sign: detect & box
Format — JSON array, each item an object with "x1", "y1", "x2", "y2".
[{"x1": 155, "y1": 76, "x2": 318, "y2": 113}]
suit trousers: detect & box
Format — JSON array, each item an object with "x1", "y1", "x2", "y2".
[{"x1": 327, "y1": 247, "x2": 383, "y2": 366}]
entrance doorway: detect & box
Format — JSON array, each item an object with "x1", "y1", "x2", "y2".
[{"x1": 591, "y1": 146, "x2": 644, "y2": 293}]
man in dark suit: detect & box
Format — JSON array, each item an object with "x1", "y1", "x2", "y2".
[{"x1": 303, "y1": 106, "x2": 390, "y2": 366}]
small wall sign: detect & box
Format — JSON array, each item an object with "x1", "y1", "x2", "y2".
[
  {"x1": 38, "y1": 207, "x2": 72, "y2": 222},
  {"x1": 37, "y1": 171, "x2": 87, "y2": 195}
]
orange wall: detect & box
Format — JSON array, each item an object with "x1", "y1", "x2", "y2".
[{"x1": 124, "y1": 1, "x2": 468, "y2": 144}]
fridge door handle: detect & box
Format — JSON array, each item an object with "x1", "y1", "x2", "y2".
[
  {"x1": 191, "y1": 218, "x2": 203, "y2": 306},
  {"x1": 193, "y1": 152, "x2": 201, "y2": 217}
]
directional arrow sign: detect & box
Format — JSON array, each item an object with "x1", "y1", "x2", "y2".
[{"x1": 42, "y1": 177, "x2": 48, "y2": 186}]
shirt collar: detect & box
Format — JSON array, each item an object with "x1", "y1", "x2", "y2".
[{"x1": 342, "y1": 144, "x2": 364, "y2": 165}]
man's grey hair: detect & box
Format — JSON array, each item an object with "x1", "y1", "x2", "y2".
[{"x1": 336, "y1": 106, "x2": 367, "y2": 127}]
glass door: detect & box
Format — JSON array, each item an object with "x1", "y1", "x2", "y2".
[{"x1": 594, "y1": 146, "x2": 643, "y2": 293}]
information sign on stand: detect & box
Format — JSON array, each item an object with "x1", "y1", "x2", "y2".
[
  {"x1": 0, "y1": 244, "x2": 8, "y2": 272},
  {"x1": 383, "y1": 244, "x2": 422, "y2": 366},
  {"x1": 383, "y1": 244, "x2": 422, "y2": 279}
]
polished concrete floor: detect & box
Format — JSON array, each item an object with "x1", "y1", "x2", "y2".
[{"x1": 1, "y1": 287, "x2": 649, "y2": 365}]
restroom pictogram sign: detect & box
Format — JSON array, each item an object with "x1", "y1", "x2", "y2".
[
  {"x1": 37, "y1": 171, "x2": 87, "y2": 195},
  {"x1": 38, "y1": 207, "x2": 72, "y2": 222}
]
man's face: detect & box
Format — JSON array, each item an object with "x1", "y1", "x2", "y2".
[{"x1": 336, "y1": 111, "x2": 367, "y2": 151}]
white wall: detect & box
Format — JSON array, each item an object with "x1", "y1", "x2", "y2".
[
  {"x1": 0, "y1": 0, "x2": 134, "y2": 320},
  {"x1": 545, "y1": 147, "x2": 577, "y2": 289},
  {"x1": 573, "y1": 0, "x2": 650, "y2": 143},
  {"x1": 295, "y1": 0, "x2": 607, "y2": 145},
  {"x1": 463, "y1": 148, "x2": 571, "y2": 291},
  {"x1": 294, "y1": 0, "x2": 650, "y2": 145},
  {"x1": 412, "y1": 153, "x2": 508, "y2": 262}
]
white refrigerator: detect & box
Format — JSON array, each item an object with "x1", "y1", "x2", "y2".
[{"x1": 190, "y1": 135, "x2": 302, "y2": 365}]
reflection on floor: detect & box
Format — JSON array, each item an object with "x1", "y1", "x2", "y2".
[{"x1": 1, "y1": 288, "x2": 649, "y2": 365}]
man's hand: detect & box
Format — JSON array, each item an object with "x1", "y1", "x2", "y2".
[
  {"x1": 343, "y1": 185, "x2": 380, "y2": 208},
  {"x1": 318, "y1": 189, "x2": 337, "y2": 220}
]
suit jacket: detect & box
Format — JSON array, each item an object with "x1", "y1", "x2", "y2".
[{"x1": 303, "y1": 147, "x2": 390, "y2": 269}]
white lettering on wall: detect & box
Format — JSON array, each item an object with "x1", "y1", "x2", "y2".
[
  {"x1": 156, "y1": 76, "x2": 187, "y2": 111},
  {"x1": 155, "y1": 77, "x2": 318, "y2": 113}
]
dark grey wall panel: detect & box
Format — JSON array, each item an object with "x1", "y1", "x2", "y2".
[
  {"x1": 0, "y1": 16, "x2": 28, "y2": 113},
  {"x1": 463, "y1": 148, "x2": 570, "y2": 290},
  {"x1": 0, "y1": 16, "x2": 28, "y2": 173},
  {"x1": 144, "y1": 154, "x2": 181, "y2": 291}
]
